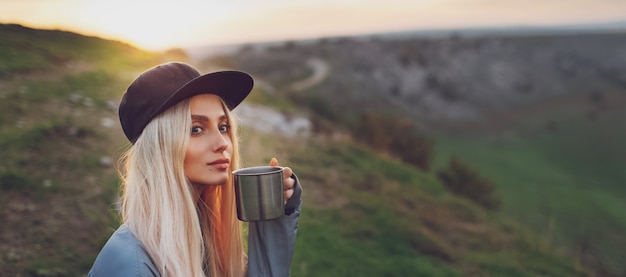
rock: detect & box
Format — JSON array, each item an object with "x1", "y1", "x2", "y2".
[
  {"x1": 234, "y1": 103, "x2": 312, "y2": 137},
  {"x1": 99, "y1": 156, "x2": 113, "y2": 167}
]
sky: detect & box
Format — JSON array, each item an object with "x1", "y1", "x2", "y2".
[{"x1": 1, "y1": 0, "x2": 625, "y2": 51}]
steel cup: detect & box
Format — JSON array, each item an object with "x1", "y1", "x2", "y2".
[{"x1": 233, "y1": 166, "x2": 284, "y2": 221}]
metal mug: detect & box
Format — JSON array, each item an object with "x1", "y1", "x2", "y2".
[{"x1": 233, "y1": 166, "x2": 284, "y2": 221}]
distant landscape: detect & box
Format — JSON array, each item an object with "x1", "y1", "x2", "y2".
[
  {"x1": 195, "y1": 26, "x2": 626, "y2": 276},
  {"x1": 1, "y1": 22, "x2": 625, "y2": 276}
]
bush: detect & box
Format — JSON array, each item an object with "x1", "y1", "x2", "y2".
[
  {"x1": 437, "y1": 157, "x2": 500, "y2": 210},
  {"x1": 0, "y1": 171, "x2": 35, "y2": 190},
  {"x1": 353, "y1": 112, "x2": 434, "y2": 171},
  {"x1": 353, "y1": 112, "x2": 394, "y2": 151},
  {"x1": 390, "y1": 129, "x2": 434, "y2": 171}
]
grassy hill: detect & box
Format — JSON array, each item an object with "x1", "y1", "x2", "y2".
[
  {"x1": 432, "y1": 101, "x2": 626, "y2": 274},
  {"x1": 220, "y1": 31, "x2": 626, "y2": 276},
  {"x1": 237, "y1": 128, "x2": 588, "y2": 276},
  {"x1": 0, "y1": 23, "x2": 612, "y2": 276},
  {"x1": 0, "y1": 23, "x2": 162, "y2": 276}
]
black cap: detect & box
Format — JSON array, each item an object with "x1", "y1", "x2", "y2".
[{"x1": 119, "y1": 62, "x2": 253, "y2": 143}]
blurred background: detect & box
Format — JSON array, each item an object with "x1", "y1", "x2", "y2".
[{"x1": 1, "y1": 1, "x2": 625, "y2": 276}]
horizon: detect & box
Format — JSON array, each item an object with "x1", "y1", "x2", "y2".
[{"x1": 1, "y1": 0, "x2": 625, "y2": 51}]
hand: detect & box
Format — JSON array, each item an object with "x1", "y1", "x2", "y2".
[{"x1": 270, "y1": 157, "x2": 294, "y2": 205}]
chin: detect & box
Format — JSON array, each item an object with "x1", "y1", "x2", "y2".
[{"x1": 196, "y1": 176, "x2": 229, "y2": 186}]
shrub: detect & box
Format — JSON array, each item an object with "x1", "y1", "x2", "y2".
[
  {"x1": 0, "y1": 170, "x2": 35, "y2": 190},
  {"x1": 437, "y1": 157, "x2": 501, "y2": 210},
  {"x1": 390, "y1": 129, "x2": 434, "y2": 171},
  {"x1": 353, "y1": 112, "x2": 434, "y2": 171},
  {"x1": 353, "y1": 112, "x2": 394, "y2": 151}
]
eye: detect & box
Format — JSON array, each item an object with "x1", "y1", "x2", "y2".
[
  {"x1": 218, "y1": 124, "x2": 231, "y2": 133},
  {"x1": 191, "y1": 126, "x2": 204, "y2": 135}
]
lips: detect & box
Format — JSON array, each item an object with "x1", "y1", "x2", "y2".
[{"x1": 208, "y1": 158, "x2": 230, "y2": 170}]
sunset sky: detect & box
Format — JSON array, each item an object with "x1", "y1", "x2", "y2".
[{"x1": 1, "y1": 0, "x2": 625, "y2": 51}]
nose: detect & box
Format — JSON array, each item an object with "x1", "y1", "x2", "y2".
[{"x1": 210, "y1": 129, "x2": 229, "y2": 153}]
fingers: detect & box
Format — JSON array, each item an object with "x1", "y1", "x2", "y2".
[
  {"x1": 282, "y1": 169, "x2": 294, "y2": 189},
  {"x1": 270, "y1": 157, "x2": 296, "y2": 203},
  {"x1": 282, "y1": 166, "x2": 293, "y2": 181},
  {"x1": 284, "y1": 187, "x2": 294, "y2": 204},
  {"x1": 270, "y1": 157, "x2": 293, "y2": 181},
  {"x1": 283, "y1": 167, "x2": 294, "y2": 203},
  {"x1": 283, "y1": 176, "x2": 295, "y2": 204}
]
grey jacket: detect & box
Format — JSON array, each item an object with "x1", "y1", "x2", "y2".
[{"x1": 88, "y1": 177, "x2": 302, "y2": 277}]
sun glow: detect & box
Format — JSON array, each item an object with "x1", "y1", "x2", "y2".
[
  {"x1": 1, "y1": 0, "x2": 625, "y2": 51},
  {"x1": 71, "y1": 0, "x2": 243, "y2": 50}
]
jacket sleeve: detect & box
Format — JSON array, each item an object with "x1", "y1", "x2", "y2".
[{"x1": 246, "y1": 174, "x2": 302, "y2": 277}]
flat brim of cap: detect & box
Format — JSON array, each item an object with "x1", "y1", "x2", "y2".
[{"x1": 151, "y1": 70, "x2": 254, "y2": 119}]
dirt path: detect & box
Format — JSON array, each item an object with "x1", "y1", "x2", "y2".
[{"x1": 288, "y1": 58, "x2": 329, "y2": 91}]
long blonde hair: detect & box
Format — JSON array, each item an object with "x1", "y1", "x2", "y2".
[{"x1": 119, "y1": 97, "x2": 245, "y2": 277}]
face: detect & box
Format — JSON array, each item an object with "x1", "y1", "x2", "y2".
[{"x1": 184, "y1": 94, "x2": 232, "y2": 186}]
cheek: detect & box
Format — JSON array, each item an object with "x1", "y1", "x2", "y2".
[{"x1": 184, "y1": 142, "x2": 201, "y2": 169}]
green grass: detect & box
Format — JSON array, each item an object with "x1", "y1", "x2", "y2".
[
  {"x1": 292, "y1": 208, "x2": 461, "y2": 277},
  {"x1": 433, "y1": 106, "x2": 626, "y2": 274},
  {"x1": 0, "y1": 23, "x2": 161, "y2": 277},
  {"x1": 271, "y1": 137, "x2": 586, "y2": 276},
  {"x1": 0, "y1": 23, "x2": 157, "y2": 76}
]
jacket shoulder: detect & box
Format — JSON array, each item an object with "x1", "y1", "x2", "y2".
[{"x1": 88, "y1": 225, "x2": 159, "y2": 277}]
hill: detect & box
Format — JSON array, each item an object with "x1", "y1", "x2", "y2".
[
  {"x1": 0, "y1": 23, "x2": 616, "y2": 276},
  {"x1": 0, "y1": 23, "x2": 162, "y2": 276},
  {"x1": 198, "y1": 29, "x2": 626, "y2": 275}
]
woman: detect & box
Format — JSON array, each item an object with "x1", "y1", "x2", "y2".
[{"x1": 88, "y1": 62, "x2": 302, "y2": 277}]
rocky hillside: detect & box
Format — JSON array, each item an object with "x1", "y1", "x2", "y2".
[{"x1": 217, "y1": 30, "x2": 626, "y2": 133}]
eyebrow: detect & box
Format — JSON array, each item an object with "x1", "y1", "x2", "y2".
[{"x1": 190, "y1": 114, "x2": 228, "y2": 122}]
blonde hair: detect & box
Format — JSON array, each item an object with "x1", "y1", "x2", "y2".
[{"x1": 119, "y1": 98, "x2": 245, "y2": 277}]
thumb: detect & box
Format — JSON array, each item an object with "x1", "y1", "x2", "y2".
[{"x1": 269, "y1": 157, "x2": 279, "y2": 166}]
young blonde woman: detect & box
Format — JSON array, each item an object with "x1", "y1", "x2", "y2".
[{"x1": 88, "y1": 62, "x2": 302, "y2": 277}]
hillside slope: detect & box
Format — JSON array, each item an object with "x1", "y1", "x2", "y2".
[
  {"x1": 211, "y1": 30, "x2": 626, "y2": 275},
  {"x1": 0, "y1": 23, "x2": 162, "y2": 276}
]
